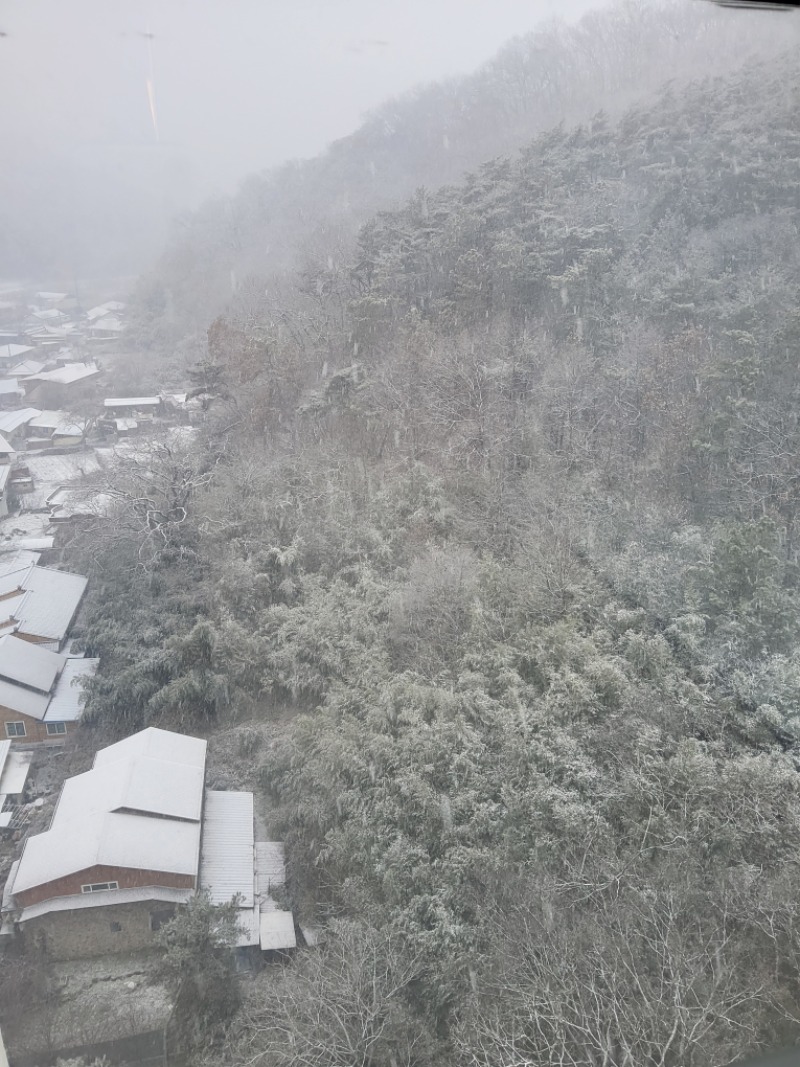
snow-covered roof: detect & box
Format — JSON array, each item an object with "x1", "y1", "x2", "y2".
[
  {"x1": 13, "y1": 811, "x2": 201, "y2": 894},
  {"x1": 114, "y1": 418, "x2": 138, "y2": 431},
  {"x1": 28, "y1": 362, "x2": 99, "y2": 386},
  {"x1": 259, "y1": 911, "x2": 296, "y2": 952},
  {"x1": 0, "y1": 379, "x2": 22, "y2": 395},
  {"x1": 0, "y1": 408, "x2": 41, "y2": 434},
  {"x1": 35, "y1": 292, "x2": 68, "y2": 303},
  {"x1": 104, "y1": 396, "x2": 160, "y2": 408},
  {"x1": 0, "y1": 675, "x2": 50, "y2": 720},
  {"x1": 13, "y1": 565, "x2": 88, "y2": 644},
  {"x1": 13, "y1": 726, "x2": 208, "y2": 896},
  {"x1": 43, "y1": 657, "x2": 97, "y2": 722},
  {"x1": 0, "y1": 433, "x2": 15, "y2": 453},
  {"x1": 94, "y1": 727, "x2": 207, "y2": 769},
  {"x1": 90, "y1": 315, "x2": 124, "y2": 333},
  {"x1": 0, "y1": 345, "x2": 33, "y2": 360},
  {"x1": 0, "y1": 634, "x2": 64, "y2": 693},
  {"x1": 32, "y1": 309, "x2": 64, "y2": 322},
  {"x1": 28, "y1": 410, "x2": 70, "y2": 431},
  {"x1": 200, "y1": 790, "x2": 255, "y2": 908},
  {"x1": 10, "y1": 360, "x2": 45, "y2": 377},
  {"x1": 0, "y1": 748, "x2": 31, "y2": 797}
]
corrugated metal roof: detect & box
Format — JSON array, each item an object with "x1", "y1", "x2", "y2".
[
  {"x1": 0, "y1": 749, "x2": 31, "y2": 796},
  {"x1": 18, "y1": 886, "x2": 194, "y2": 923},
  {"x1": 14, "y1": 566, "x2": 88, "y2": 643},
  {"x1": 200, "y1": 790, "x2": 255, "y2": 907},
  {"x1": 0, "y1": 564, "x2": 31, "y2": 596},
  {"x1": 0, "y1": 408, "x2": 40, "y2": 433},
  {"x1": 0, "y1": 634, "x2": 65, "y2": 693},
  {"x1": 259, "y1": 911, "x2": 296, "y2": 951},
  {"x1": 43, "y1": 657, "x2": 97, "y2": 722}
]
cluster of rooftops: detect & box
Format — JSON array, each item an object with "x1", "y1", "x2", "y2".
[{"x1": 1, "y1": 726, "x2": 296, "y2": 954}]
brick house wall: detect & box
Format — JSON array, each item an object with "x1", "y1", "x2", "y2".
[
  {"x1": 0, "y1": 703, "x2": 76, "y2": 743},
  {"x1": 21, "y1": 899, "x2": 180, "y2": 960},
  {"x1": 15, "y1": 865, "x2": 196, "y2": 909}
]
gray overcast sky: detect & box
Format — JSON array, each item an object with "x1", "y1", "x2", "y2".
[{"x1": 0, "y1": 0, "x2": 606, "y2": 204}]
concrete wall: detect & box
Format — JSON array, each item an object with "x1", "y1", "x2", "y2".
[
  {"x1": 21, "y1": 900, "x2": 178, "y2": 960},
  {"x1": 16, "y1": 865, "x2": 195, "y2": 908}
]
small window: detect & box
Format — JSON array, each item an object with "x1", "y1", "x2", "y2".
[
  {"x1": 81, "y1": 881, "x2": 119, "y2": 894},
  {"x1": 46, "y1": 723, "x2": 67, "y2": 736},
  {"x1": 110, "y1": 921, "x2": 122, "y2": 933},
  {"x1": 6, "y1": 722, "x2": 25, "y2": 738}
]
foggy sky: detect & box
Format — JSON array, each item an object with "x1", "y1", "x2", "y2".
[{"x1": 1, "y1": 0, "x2": 605, "y2": 207}]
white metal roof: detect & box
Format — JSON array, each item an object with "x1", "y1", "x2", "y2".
[
  {"x1": 0, "y1": 345, "x2": 33, "y2": 360},
  {"x1": 104, "y1": 396, "x2": 160, "y2": 408},
  {"x1": 13, "y1": 810, "x2": 201, "y2": 894},
  {"x1": 28, "y1": 410, "x2": 69, "y2": 430},
  {"x1": 0, "y1": 676, "x2": 50, "y2": 720},
  {"x1": 10, "y1": 360, "x2": 45, "y2": 377},
  {"x1": 43, "y1": 657, "x2": 97, "y2": 722},
  {"x1": 91, "y1": 316, "x2": 124, "y2": 332},
  {"x1": 200, "y1": 790, "x2": 255, "y2": 907},
  {"x1": 94, "y1": 726, "x2": 207, "y2": 769},
  {"x1": 259, "y1": 911, "x2": 296, "y2": 951},
  {"x1": 17, "y1": 886, "x2": 194, "y2": 923},
  {"x1": 13, "y1": 726, "x2": 208, "y2": 898},
  {"x1": 0, "y1": 749, "x2": 32, "y2": 796},
  {"x1": 0, "y1": 634, "x2": 65, "y2": 693},
  {"x1": 14, "y1": 566, "x2": 88, "y2": 643},
  {"x1": 0, "y1": 408, "x2": 41, "y2": 434},
  {"x1": 55, "y1": 754, "x2": 204, "y2": 820},
  {"x1": 28, "y1": 362, "x2": 99, "y2": 386}
]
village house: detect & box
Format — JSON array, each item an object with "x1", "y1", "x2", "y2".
[
  {"x1": 0, "y1": 344, "x2": 34, "y2": 368},
  {"x1": 103, "y1": 396, "x2": 162, "y2": 420},
  {"x1": 0, "y1": 408, "x2": 42, "y2": 450},
  {"x1": 23, "y1": 362, "x2": 101, "y2": 408},
  {"x1": 0, "y1": 726, "x2": 296, "y2": 961},
  {"x1": 0, "y1": 559, "x2": 88, "y2": 651},
  {"x1": 0, "y1": 635, "x2": 97, "y2": 743},
  {"x1": 0, "y1": 380, "x2": 25, "y2": 409}
]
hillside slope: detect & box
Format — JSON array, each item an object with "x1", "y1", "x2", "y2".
[
  {"x1": 69, "y1": 42, "x2": 800, "y2": 1067},
  {"x1": 134, "y1": 0, "x2": 797, "y2": 348}
]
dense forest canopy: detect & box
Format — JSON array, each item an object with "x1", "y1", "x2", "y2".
[
  {"x1": 132, "y1": 0, "x2": 797, "y2": 353},
  {"x1": 67, "y1": 20, "x2": 800, "y2": 1067}
]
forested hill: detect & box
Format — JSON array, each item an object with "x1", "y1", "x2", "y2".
[
  {"x1": 73, "y1": 46, "x2": 800, "y2": 1067},
  {"x1": 133, "y1": 0, "x2": 794, "y2": 348}
]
